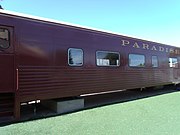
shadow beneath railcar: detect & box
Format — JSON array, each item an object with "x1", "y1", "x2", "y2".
[
  {"x1": 23, "y1": 85, "x2": 179, "y2": 120},
  {"x1": 1, "y1": 85, "x2": 179, "y2": 126},
  {"x1": 84, "y1": 85, "x2": 178, "y2": 109}
]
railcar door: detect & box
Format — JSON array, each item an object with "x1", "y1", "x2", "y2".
[{"x1": 0, "y1": 26, "x2": 15, "y2": 92}]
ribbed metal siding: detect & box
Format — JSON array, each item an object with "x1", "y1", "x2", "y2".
[{"x1": 19, "y1": 66, "x2": 170, "y2": 102}]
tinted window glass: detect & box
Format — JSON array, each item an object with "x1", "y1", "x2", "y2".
[
  {"x1": 152, "y1": 56, "x2": 158, "y2": 67},
  {"x1": 129, "y1": 54, "x2": 145, "y2": 67},
  {"x1": 0, "y1": 28, "x2": 10, "y2": 49},
  {"x1": 96, "y1": 51, "x2": 120, "y2": 66},
  {"x1": 169, "y1": 58, "x2": 178, "y2": 68},
  {"x1": 68, "y1": 48, "x2": 83, "y2": 66}
]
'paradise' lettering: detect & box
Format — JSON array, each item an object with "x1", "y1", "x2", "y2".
[{"x1": 120, "y1": 39, "x2": 180, "y2": 54}]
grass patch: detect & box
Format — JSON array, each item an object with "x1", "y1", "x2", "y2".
[{"x1": 1, "y1": 91, "x2": 180, "y2": 135}]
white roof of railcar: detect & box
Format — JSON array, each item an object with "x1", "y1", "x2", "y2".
[
  {"x1": 0, "y1": 9, "x2": 177, "y2": 47},
  {"x1": 0, "y1": 9, "x2": 135, "y2": 37}
]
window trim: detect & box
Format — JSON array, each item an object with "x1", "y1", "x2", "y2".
[
  {"x1": 68, "y1": 48, "x2": 84, "y2": 67},
  {"x1": 152, "y1": 55, "x2": 159, "y2": 68},
  {"x1": 128, "y1": 53, "x2": 146, "y2": 68},
  {"x1": 96, "y1": 50, "x2": 120, "y2": 67}
]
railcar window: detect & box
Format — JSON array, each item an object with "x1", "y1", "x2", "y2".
[
  {"x1": 68, "y1": 48, "x2": 83, "y2": 66},
  {"x1": 129, "y1": 54, "x2": 145, "y2": 67},
  {"x1": 169, "y1": 58, "x2": 178, "y2": 68},
  {"x1": 152, "y1": 56, "x2": 158, "y2": 67},
  {"x1": 0, "y1": 28, "x2": 10, "y2": 49},
  {"x1": 96, "y1": 51, "x2": 120, "y2": 66}
]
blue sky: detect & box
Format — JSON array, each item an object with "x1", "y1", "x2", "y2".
[{"x1": 1, "y1": 0, "x2": 180, "y2": 47}]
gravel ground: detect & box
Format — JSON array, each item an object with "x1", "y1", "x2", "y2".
[{"x1": 0, "y1": 88, "x2": 180, "y2": 135}]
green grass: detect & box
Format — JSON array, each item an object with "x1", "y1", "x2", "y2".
[{"x1": 1, "y1": 91, "x2": 180, "y2": 135}]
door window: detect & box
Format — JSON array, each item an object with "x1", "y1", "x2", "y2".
[{"x1": 0, "y1": 28, "x2": 10, "y2": 49}]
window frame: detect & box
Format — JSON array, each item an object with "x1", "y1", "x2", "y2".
[
  {"x1": 152, "y1": 55, "x2": 159, "y2": 68},
  {"x1": 96, "y1": 51, "x2": 120, "y2": 67},
  {"x1": 68, "y1": 48, "x2": 84, "y2": 67},
  {"x1": 128, "y1": 53, "x2": 146, "y2": 68}
]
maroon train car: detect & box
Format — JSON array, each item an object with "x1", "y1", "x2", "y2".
[{"x1": 0, "y1": 10, "x2": 180, "y2": 122}]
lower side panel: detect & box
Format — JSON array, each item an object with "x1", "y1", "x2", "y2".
[{"x1": 18, "y1": 66, "x2": 175, "y2": 103}]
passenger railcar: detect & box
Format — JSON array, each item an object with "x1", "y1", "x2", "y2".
[{"x1": 0, "y1": 10, "x2": 180, "y2": 122}]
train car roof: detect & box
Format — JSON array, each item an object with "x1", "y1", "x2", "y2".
[{"x1": 0, "y1": 9, "x2": 178, "y2": 48}]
